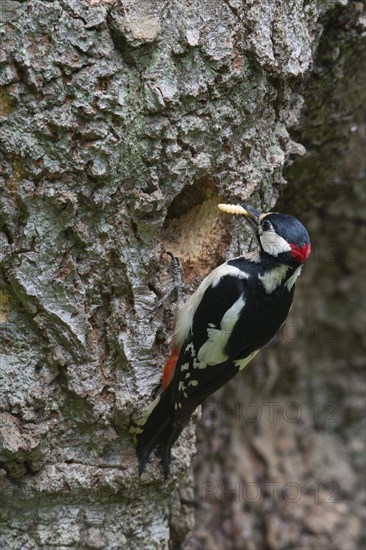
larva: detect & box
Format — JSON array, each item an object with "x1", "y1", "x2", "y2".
[{"x1": 217, "y1": 203, "x2": 248, "y2": 216}]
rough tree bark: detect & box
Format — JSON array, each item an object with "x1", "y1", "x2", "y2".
[{"x1": 0, "y1": 1, "x2": 364, "y2": 549}]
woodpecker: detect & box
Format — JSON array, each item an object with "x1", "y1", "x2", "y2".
[{"x1": 132, "y1": 203, "x2": 311, "y2": 477}]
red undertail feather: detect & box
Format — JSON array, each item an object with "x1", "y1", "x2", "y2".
[{"x1": 162, "y1": 343, "x2": 180, "y2": 392}]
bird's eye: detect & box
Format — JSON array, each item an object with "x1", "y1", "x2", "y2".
[{"x1": 262, "y1": 220, "x2": 271, "y2": 231}]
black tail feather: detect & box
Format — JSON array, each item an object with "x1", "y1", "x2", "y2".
[
  {"x1": 137, "y1": 413, "x2": 173, "y2": 476},
  {"x1": 160, "y1": 444, "x2": 171, "y2": 480},
  {"x1": 135, "y1": 387, "x2": 183, "y2": 477},
  {"x1": 158, "y1": 423, "x2": 185, "y2": 478}
]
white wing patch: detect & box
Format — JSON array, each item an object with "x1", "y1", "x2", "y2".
[
  {"x1": 197, "y1": 295, "x2": 246, "y2": 365},
  {"x1": 176, "y1": 376, "x2": 200, "y2": 403},
  {"x1": 234, "y1": 349, "x2": 259, "y2": 371},
  {"x1": 180, "y1": 362, "x2": 190, "y2": 372},
  {"x1": 175, "y1": 263, "x2": 249, "y2": 346},
  {"x1": 258, "y1": 265, "x2": 289, "y2": 294}
]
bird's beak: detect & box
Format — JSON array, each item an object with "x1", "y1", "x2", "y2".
[
  {"x1": 218, "y1": 203, "x2": 261, "y2": 231},
  {"x1": 241, "y1": 204, "x2": 261, "y2": 230}
]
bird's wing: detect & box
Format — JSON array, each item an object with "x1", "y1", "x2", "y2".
[{"x1": 170, "y1": 271, "x2": 255, "y2": 423}]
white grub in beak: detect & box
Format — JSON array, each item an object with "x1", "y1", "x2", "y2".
[
  {"x1": 218, "y1": 203, "x2": 261, "y2": 224},
  {"x1": 217, "y1": 203, "x2": 249, "y2": 216}
]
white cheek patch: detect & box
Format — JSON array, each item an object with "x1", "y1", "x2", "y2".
[
  {"x1": 197, "y1": 295, "x2": 246, "y2": 366},
  {"x1": 260, "y1": 232, "x2": 291, "y2": 257}
]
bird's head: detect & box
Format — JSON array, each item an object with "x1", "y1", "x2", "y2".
[{"x1": 218, "y1": 203, "x2": 311, "y2": 265}]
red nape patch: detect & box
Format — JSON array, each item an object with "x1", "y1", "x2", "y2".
[
  {"x1": 290, "y1": 242, "x2": 311, "y2": 263},
  {"x1": 162, "y1": 343, "x2": 180, "y2": 392}
]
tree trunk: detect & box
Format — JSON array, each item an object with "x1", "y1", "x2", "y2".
[{"x1": 0, "y1": 1, "x2": 364, "y2": 549}]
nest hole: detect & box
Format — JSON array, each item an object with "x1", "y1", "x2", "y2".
[{"x1": 161, "y1": 178, "x2": 231, "y2": 283}]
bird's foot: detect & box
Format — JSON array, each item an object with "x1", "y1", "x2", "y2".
[{"x1": 148, "y1": 252, "x2": 183, "y2": 318}]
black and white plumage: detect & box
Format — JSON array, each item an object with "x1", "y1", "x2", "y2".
[{"x1": 132, "y1": 204, "x2": 311, "y2": 477}]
